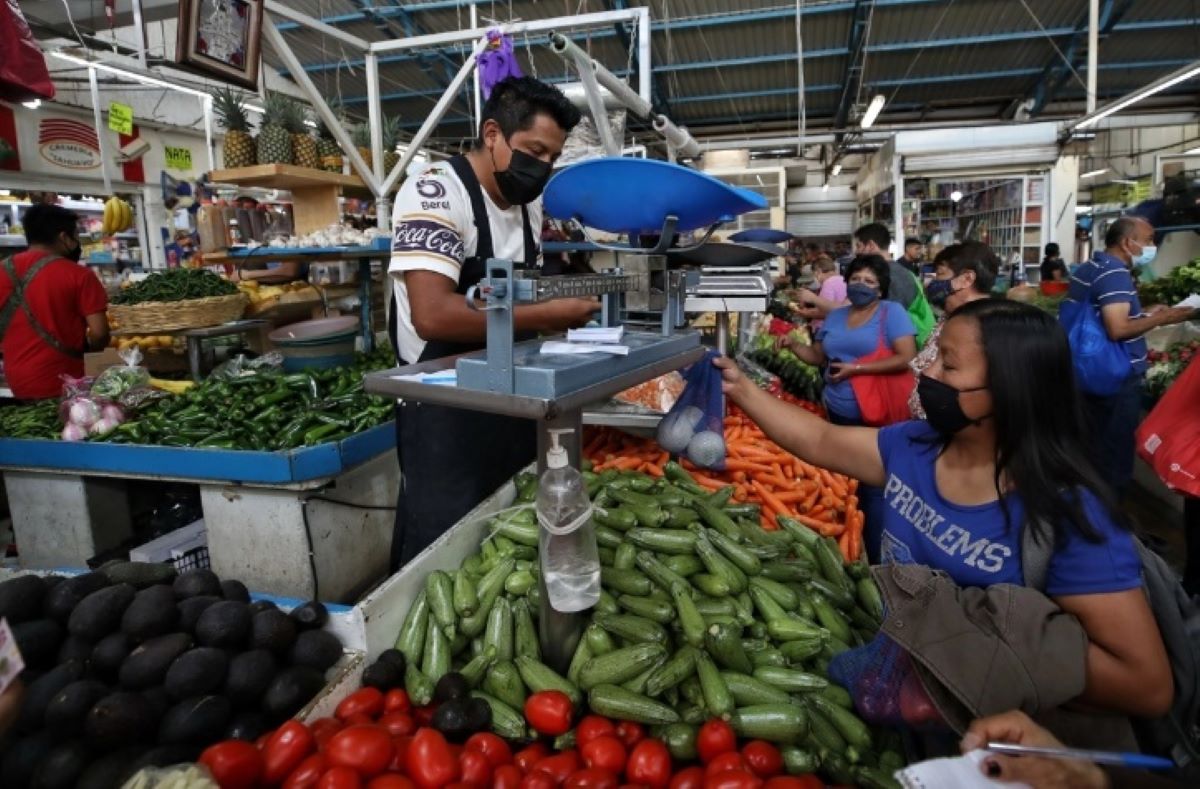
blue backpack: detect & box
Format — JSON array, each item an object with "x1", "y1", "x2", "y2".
[{"x1": 1058, "y1": 298, "x2": 1131, "y2": 397}]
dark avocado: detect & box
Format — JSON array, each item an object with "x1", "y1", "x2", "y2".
[
  {"x1": 164, "y1": 647, "x2": 228, "y2": 700},
  {"x1": 288, "y1": 600, "x2": 329, "y2": 630},
  {"x1": 115, "y1": 744, "x2": 202, "y2": 784},
  {"x1": 90, "y1": 632, "x2": 133, "y2": 683},
  {"x1": 246, "y1": 599, "x2": 278, "y2": 615},
  {"x1": 67, "y1": 583, "x2": 136, "y2": 641},
  {"x1": 376, "y1": 648, "x2": 407, "y2": 671},
  {"x1": 13, "y1": 619, "x2": 65, "y2": 668},
  {"x1": 44, "y1": 680, "x2": 109, "y2": 737},
  {"x1": 30, "y1": 739, "x2": 90, "y2": 789},
  {"x1": 361, "y1": 659, "x2": 403, "y2": 692},
  {"x1": 158, "y1": 695, "x2": 232, "y2": 744},
  {"x1": 55, "y1": 635, "x2": 93, "y2": 665},
  {"x1": 172, "y1": 569, "x2": 222, "y2": 600},
  {"x1": 16, "y1": 659, "x2": 85, "y2": 732},
  {"x1": 0, "y1": 731, "x2": 57, "y2": 788},
  {"x1": 85, "y1": 692, "x2": 156, "y2": 749},
  {"x1": 142, "y1": 686, "x2": 172, "y2": 722},
  {"x1": 225, "y1": 709, "x2": 272, "y2": 741},
  {"x1": 224, "y1": 649, "x2": 277, "y2": 708},
  {"x1": 220, "y1": 580, "x2": 250, "y2": 602},
  {"x1": 432, "y1": 697, "x2": 485, "y2": 743},
  {"x1": 249, "y1": 608, "x2": 296, "y2": 656},
  {"x1": 42, "y1": 572, "x2": 110, "y2": 623},
  {"x1": 288, "y1": 629, "x2": 341, "y2": 672},
  {"x1": 118, "y1": 632, "x2": 192, "y2": 689},
  {"x1": 76, "y1": 748, "x2": 145, "y2": 789},
  {"x1": 100, "y1": 560, "x2": 177, "y2": 589},
  {"x1": 121, "y1": 585, "x2": 180, "y2": 642},
  {"x1": 177, "y1": 595, "x2": 220, "y2": 633},
  {"x1": 0, "y1": 574, "x2": 47, "y2": 623},
  {"x1": 464, "y1": 696, "x2": 492, "y2": 732},
  {"x1": 194, "y1": 601, "x2": 251, "y2": 649},
  {"x1": 262, "y1": 665, "x2": 324, "y2": 721},
  {"x1": 433, "y1": 672, "x2": 469, "y2": 704}
]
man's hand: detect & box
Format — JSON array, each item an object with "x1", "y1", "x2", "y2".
[
  {"x1": 542, "y1": 298, "x2": 600, "y2": 331},
  {"x1": 961, "y1": 711, "x2": 1108, "y2": 788},
  {"x1": 1161, "y1": 306, "x2": 1198, "y2": 326},
  {"x1": 713, "y1": 354, "x2": 755, "y2": 404},
  {"x1": 796, "y1": 289, "x2": 820, "y2": 307}
]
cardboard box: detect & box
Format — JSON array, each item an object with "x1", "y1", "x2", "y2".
[
  {"x1": 130, "y1": 520, "x2": 207, "y2": 564},
  {"x1": 84, "y1": 348, "x2": 122, "y2": 377}
]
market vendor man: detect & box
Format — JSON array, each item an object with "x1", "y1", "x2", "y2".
[
  {"x1": 387, "y1": 76, "x2": 598, "y2": 568},
  {"x1": 0, "y1": 204, "x2": 109, "y2": 400}
]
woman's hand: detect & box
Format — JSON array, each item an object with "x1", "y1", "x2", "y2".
[
  {"x1": 774, "y1": 335, "x2": 798, "y2": 355},
  {"x1": 827, "y1": 362, "x2": 857, "y2": 383},
  {"x1": 961, "y1": 711, "x2": 1108, "y2": 788},
  {"x1": 713, "y1": 355, "x2": 756, "y2": 404}
]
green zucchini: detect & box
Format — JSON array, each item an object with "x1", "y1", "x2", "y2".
[
  {"x1": 645, "y1": 645, "x2": 699, "y2": 697},
  {"x1": 748, "y1": 576, "x2": 800, "y2": 610},
  {"x1": 405, "y1": 663, "x2": 435, "y2": 706},
  {"x1": 460, "y1": 645, "x2": 497, "y2": 688},
  {"x1": 600, "y1": 567, "x2": 653, "y2": 597},
  {"x1": 809, "y1": 576, "x2": 857, "y2": 611},
  {"x1": 666, "y1": 506, "x2": 700, "y2": 529},
  {"x1": 660, "y1": 723, "x2": 699, "y2": 761},
  {"x1": 694, "y1": 500, "x2": 743, "y2": 541},
  {"x1": 595, "y1": 525, "x2": 624, "y2": 549},
  {"x1": 597, "y1": 589, "x2": 620, "y2": 615},
  {"x1": 818, "y1": 682, "x2": 854, "y2": 709},
  {"x1": 754, "y1": 666, "x2": 828, "y2": 693},
  {"x1": 483, "y1": 597, "x2": 514, "y2": 662},
  {"x1": 707, "y1": 529, "x2": 763, "y2": 575},
  {"x1": 767, "y1": 616, "x2": 829, "y2": 643},
  {"x1": 618, "y1": 594, "x2": 676, "y2": 624},
  {"x1": 694, "y1": 532, "x2": 747, "y2": 593},
  {"x1": 470, "y1": 690, "x2": 528, "y2": 740},
  {"x1": 425, "y1": 570, "x2": 456, "y2": 634},
  {"x1": 453, "y1": 571, "x2": 479, "y2": 617},
  {"x1": 694, "y1": 598, "x2": 737, "y2": 617},
  {"x1": 857, "y1": 577, "x2": 884, "y2": 621},
  {"x1": 514, "y1": 655, "x2": 582, "y2": 706},
  {"x1": 584, "y1": 622, "x2": 617, "y2": 656},
  {"x1": 663, "y1": 554, "x2": 705, "y2": 578},
  {"x1": 567, "y1": 635, "x2": 593, "y2": 686},
  {"x1": 691, "y1": 573, "x2": 733, "y2": 597},
  {"x1": 810, "y1": 593, "x2": 853, "y2": 645},
  {"x1": 512, "y1": 599, "x2": 540, "y2": 661},
  {"x1": 483, "y1": 660, "x2": 526, "y2": 710},
  {"x1": 749, "y1": 647, "x2": 788, "y2": 668},
  {"x1": 731, "y1": 704, "x2": 809, "y2": 744},
  {"x1": 622, "y1": 656, "x2": 665, "y2": 695},
  {"x1": 395, "y1": 589, "x2": 429, "y2": 665},
  {"x1": 705, "y1": 622, "x2": 754, "y2": 674},
  {"x1": 720, "y1": 671, "x2": 791, "y2": 706},
  {"x1": 504, "y1": 569, "x2": 536, "y2": 597},
  {"x1": 781, "y1": 745, "x2": 820, "y2": 776},
  {"x1": 588, "y1": 684, "x2": 680, "y2": 725},
  {"x1": 594, "y1": 612, "x2": 669, "y2": 645},
  {"x1": 596, "y1": 507, "x2": 638, "y2": 531},
  {"x1": 613, "y1": 542, "x2": 638, "y2": 571},
  {"x1": 761, "y1": 560, "x2": 814, "y2": 584},
  {"x1": 804, "y1": 703, "x2": 847, "y2": 753},
  {"x1": 778, "y1": 637, "x2": 824, "y2": 663},
  {"x1": 695, "y1": 651, "x2": 735, "y2": 719},
  {"x1": 673, "y1": 583, "x2": 707, "y2": 649},
  {"x1": 808, "y1": 695, "x2": 873, "y2": 750},
  {"x1": 578, "y1": 643, "x2": 667, "y2": 691},
  {"x1": 421, "y1": 619, "x2": 451, "y2": 682},
  {"x1": 637, "y1": 552, "x2": 691, "y2": 592},
  {"x1": 627, "y1": 527, "x2": 699, "y2": 555}
]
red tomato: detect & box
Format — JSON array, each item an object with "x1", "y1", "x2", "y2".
[
  {"x1": 580, "y1": 736, "x2": 626, "y2": 774},
  {"x1": 704, "y1": 754, "x2": 747, "y2": 779},
  {"x1": 337, "y1": 688, "x2": 386, "y2": 721},
  {"x1": 668, "y1": 766, "x2": 706, "y2": 789},
  {"x1": 524, "y1": 691, "x2": 574, "y2": 737},
  {"x1": 614, "y1": 722, "x2": 645, "y2": 749},
  {"x1": 284, "y1": 754, "x2": 329, "y2": 789},
  {"x1": 264, "y1": 721, "x2": 318, "y2": 784},
  {"x1": 368, "y1": 777, "x2": 416, "y2": 789},
  {"x1": 739, "y1": 743, "x2": 782, "y2": 779},
  {"x1": 493, "y1": 764, "x2": 524, "y2": 789},
  {"x1": 446, "y1": 784, "x2": 478, "y2": 789},
  {"x1": 514, "y1": 743, "x2": 551, "y2": 774},
  {"x1": 520, "y1": 773, "x2": 558, "y2": 789},
  {"x1": 465, "y1": 732, "x2": 513, "y2": 769},
  {"x1": 460, "y1": 749, "x2": 495, "y2": 788},
  {"x1": 533, "y1": 751, "x2": 581, "y2": 784},
  {"x1": 704, "y1": 771, "x2": 761, "y2": 789},
  {"x1": 390, "y1": 736, "x2": 413, "y2": 773},
  {"x1": 696, "y1": 721, "x2": 737, "y2": 765},
  {"x1": 762, "y1": 778, "x2": 823, "y2": 789},
  {"x1": 563, "y1": 769, "x2": 619, "y2": 789},
  {"x1": 409, "y1": 728, "x2": 462, "y2": 789},
  {"x1": 199, "y1": 740, "x2": 263, "y2": 789},
  {"x1": 326, "y1": 725, "x2": 395, "y2": 778},
  {"x1": 313, "y1": 719, "x2": 345, "y2": 739},
  {"x1": 380, "y1": 712, "x2": 418, "y2": 737},
  {"x1": 414, "y1": 705, "x2": 437, "y2": 727},
  {"x1": 344, "y1": 713, "x2": 376, "y2": 728},
  {"x1": 384, "y1": 689, "x2": 412, "y2": 715},
  {"x1": 318, "y1": 766, "x2": 364, "y2": 789},
  {"x1": 625, "y1": 740, "x2": 671, "y2": 789},
  {"x1": 574, "y1": 716, "x2": 617, "y2": 748}
]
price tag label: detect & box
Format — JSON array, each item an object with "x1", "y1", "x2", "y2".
[
  {"x1": 165, "y1": 146, "x2": 193, "y2": 171},
  {"x1": 108, "y1": 102, "x2": 134, "y2": 135}
]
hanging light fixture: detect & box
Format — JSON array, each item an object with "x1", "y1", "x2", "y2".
[{"x1": 860, "y1": 95, "x2": 886, "y2": 129}]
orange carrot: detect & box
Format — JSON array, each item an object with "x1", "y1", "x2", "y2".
[
  {"x1": 819, "y1": 468, "x2": 849, "y2": 499},
  {"x1": 838, "y1": 530, "x2": 852, "y2": 562},
  {"x1": 751, "y1": 480, "x2": 792, "y2": 519}
]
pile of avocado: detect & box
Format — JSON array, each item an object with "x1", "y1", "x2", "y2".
[{"x1": 0, "y1": 564, "x2": 345, "y2": 788}]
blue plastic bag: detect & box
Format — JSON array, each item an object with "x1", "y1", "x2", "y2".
[
  {"x1": 656, "y1": 350, "x2": 726, "y2": 471},
  {"x1": 828, "y1": 633, "x2": 948, "y2": 732},
  {"x1": 1059, "y1": 299, "x2": 1131, "y2": 396}
]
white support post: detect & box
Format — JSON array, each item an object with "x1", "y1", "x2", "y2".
[
  {"x1": 471, "y1": 2, "x2": 483, "y2": 138},
  {"x1": 265, "y1": 1, "x2": 371, "y2": 51},
  {"x1": 563, "y1": 46, "x2": 620, "y2": 156},
  {"x1": 637, "y1": 8, "x2": 651, "y2": 107},
  {"x1": 381, "y1": 36, "x2": 490, "y2": 197},
  {"x1": 366, "y1": 53, "x2": 385, "y2": 188},
  {"x1": 202, "y1": 96, "x2": 216, "y2": 172},
  {"x1": 131, "y1": 0, "x2": 148, "y2": 67},
  {"x1": 1087, "y1": 0, "x2": 1099, "y2": 113},
  {"x1": 88, "y1": 67, "x2": 113, "y2": 195},
  {"x1": 368, "y1": 9, "x2": 643, "y2": 54},
  {"x1": 262, "y1": 21, "x2": 383, "y2": 196},
  {"x1": 550, "y1": 33, "x2": 652, "y2": 118}
]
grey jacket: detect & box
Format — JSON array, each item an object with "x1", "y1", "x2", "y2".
[{"x1": 872, "y1": 562, "x2": 1138, "y2": 750}]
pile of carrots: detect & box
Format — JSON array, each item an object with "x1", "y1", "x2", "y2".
[{"x1": 582, "y1": 403, "x2": 865, "y2": 563}]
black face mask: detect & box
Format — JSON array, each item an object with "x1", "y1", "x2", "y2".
[
  {"x1": 492, "y1": 142, "x2": 553, "y2": 206},
  {"x1": 63, "y1": 238, "x2": 83, "y2": 263},
  {"x1": 917, "y1": 374, "x2": 989, "y2": 436}
]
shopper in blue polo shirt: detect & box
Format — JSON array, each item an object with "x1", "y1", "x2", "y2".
[
  {"x1": 714, "y1": 299, "x2": 1172, "y2": 720},
  {"x1": 1065, "y1": 216, "x2": 1196, "y2": 494}
]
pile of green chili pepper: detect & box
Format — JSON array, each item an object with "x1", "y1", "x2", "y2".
[
  {"x1": 111, "y1": 268, "x2": 239, "y2": 305},
  {"x1": 0, "y1": 400, "x2": 61, "y2": 439},
  {"x1": 96, "y1": 347, "x2": 396, "y2": 450}
]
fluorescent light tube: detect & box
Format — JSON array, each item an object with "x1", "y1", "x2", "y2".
[
  {"x1": 831, "y1": 163, "x2": 843, "y2": 176},
  {"x1": 860, "y1": 95, "x2": 885, "y2": 129},
  {"x1": 1081, "y1": 168, "x2": 1109, "y2": 178},
  {"x1": 51, "y1": 51, "x2": 211, "y2": 100},
  {"x1": 22, "y1": 99, "x2": 41, "y2": 109},
  {"x1": 1074, "y1": 61, "x2": 1200, "y2": 130}
]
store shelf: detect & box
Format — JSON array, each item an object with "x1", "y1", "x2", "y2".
[{"x1": 209, "y1": 164, "x2": 365, "y2": 191}]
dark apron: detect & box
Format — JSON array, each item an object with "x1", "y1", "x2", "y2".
[
  {"x1": 389, "y1": 155, "x2": 539, "y2": 569},
  {"x1": 0, "y1": 253, "x2": 86, "y2": 360}
]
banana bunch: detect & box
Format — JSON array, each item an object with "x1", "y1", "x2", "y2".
[{"x1": 102, "y1": 196, "x2": 134, "y2": 236}]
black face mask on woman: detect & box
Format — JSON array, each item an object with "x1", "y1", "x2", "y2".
[
  {"x1": 917, "y1": 374, "x2": 989, "y2": 435},
  {"x1": 492, "y1": 144, "x2": 553, "y2": 206}
]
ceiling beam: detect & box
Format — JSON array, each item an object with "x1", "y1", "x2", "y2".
[
  {"x1": 832, "y1": 0, "x2": 875, "y2": 136},
  {"x1": 604, "y1": 0, "x2": 669, "y2": 116},
  {"x1": 1036, "y1": 0, "x2": 1136, "y2": 114}
]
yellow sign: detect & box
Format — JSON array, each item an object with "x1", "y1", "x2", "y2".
[
  {"x1": 108, "y1": 102, "x2": 134, "y2": 135},
  {"x1": 165, "y1": 146, "x2": 193, "y2": 171}
]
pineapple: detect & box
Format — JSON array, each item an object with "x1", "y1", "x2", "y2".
[
  {"x1": 382, "y1": 115, "x2": 402, "y2": 176},
  {"x1": 283, "y1": 99, "x2": 320, "y2": 170},
  {"x1": 256, "y1": 92, "x2": 294, "y2": 166},
  {"x1": 316, "y1": 99, "x2": 345, "y2": 173},
  {"x1": 351, "y1": 123, "x2": 373, "y2": 174},
  {"x1": 213, "y1": 87, "x2": 256, "y2": 169}
]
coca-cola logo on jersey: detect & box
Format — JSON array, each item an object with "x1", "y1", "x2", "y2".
[{"x1": 392, "y1": 219, "x2": 465, "y2": 262}]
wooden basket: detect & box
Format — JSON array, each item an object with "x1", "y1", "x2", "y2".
[{"x1": 108, "y1": 293, "x2": 248, "y2": 333}]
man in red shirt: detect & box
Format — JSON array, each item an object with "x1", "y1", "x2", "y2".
[{"x1": 1, "y1": 204, "x2": 109, "y2": 399}]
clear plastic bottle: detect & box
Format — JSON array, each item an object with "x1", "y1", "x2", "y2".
[{"x1": 537, "y1": 429, "x2": 601, "y2": 613}]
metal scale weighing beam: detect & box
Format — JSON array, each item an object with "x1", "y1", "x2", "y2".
[{"x1": 365, "y1": 261, "x2": 703, "y2": 672}]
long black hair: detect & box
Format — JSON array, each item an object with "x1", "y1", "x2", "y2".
[{"x1": 945, "y1": 298, "x2": 1127, "y2": 544}]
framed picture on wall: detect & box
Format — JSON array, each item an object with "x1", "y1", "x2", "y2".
[{"x1": 175, "y1": 0, "x2": 263, "y2": 89}]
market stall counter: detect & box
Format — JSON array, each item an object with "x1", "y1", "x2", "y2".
[{"x1": 0, "y1": 423, "x2": 398, "y2": 603}]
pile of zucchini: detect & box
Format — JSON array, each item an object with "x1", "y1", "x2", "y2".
[{"x1": 393, "y1": 463, "x2": 902, "y2": 789}]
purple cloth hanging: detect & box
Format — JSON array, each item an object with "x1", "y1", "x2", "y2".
[{"x1": 477, "y1": 29, "x2": 523, "y2": 99}]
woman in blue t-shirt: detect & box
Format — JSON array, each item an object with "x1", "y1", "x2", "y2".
[
  {"x1": 715, "y1": 298, "x2": 1172, "y2": 720},
  {"x1": 780, "y1": 255, "x2": 917, "y2": 426}
]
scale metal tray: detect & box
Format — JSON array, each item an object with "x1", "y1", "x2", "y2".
[{"x1": 456, "y1": 331, "x2": 700, "y2": 399}]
